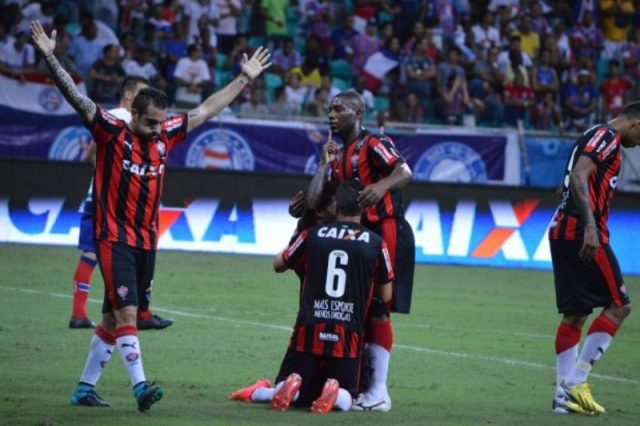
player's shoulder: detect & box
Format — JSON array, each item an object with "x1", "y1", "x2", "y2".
[
  {"x1": 107, "y1": 107, "x2": 131, "y2": 123},
  {"x1": 162, "y1": 113, "x2": 187, "y2": 132},
  {"x1": 97, "y1": 105, "x2": 126, "y2": 127}
]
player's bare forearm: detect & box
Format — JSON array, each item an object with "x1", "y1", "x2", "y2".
[
  {"x1": 187, "y1": 74, "x2": 250, "y2": 132},
  {"x1": 380, "y1": 162, "x2": 412, "y2": 192},
  {"x1": 569, "y1": 157, "x2": 597, "y2": 227},
  {"x1": 376, "y1": 281, "x2": 392, "y2": 303},
  {"x1": 306, "y1": 162, "x2": 328, "y2": 210},
  {"x1": 44, "y1": 54, "x2": 96, "y2": 124}
]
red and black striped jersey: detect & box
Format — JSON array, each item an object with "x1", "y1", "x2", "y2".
[
  {"x1": 91, "y1": 106, "x2": 188, "y2": 250},
  {"x1": 282, "y1": 221, "x2": 394, "y2": 359},
  {"x1": 328, "y1": 131, "x2": 406, "y2": 224},
  {"x1": 549, "y1": 124, "x2": 622, "y2": 244}
]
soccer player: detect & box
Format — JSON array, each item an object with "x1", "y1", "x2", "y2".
[
  {"x1": 31, "y1": 20, "x2": 271, "y2": 410},
  {"x1": 549, "y1": 102, "x2": 640, "y2": 415},
  {"x1": 306, "y1": 90, "x2": 414, "y2": 411},
  {"x1": 69, "y1": 75, "x2": 174, "y2": 331},
  {"x1": 230, "y1": 181, "x2": 393, "y2": 413}
]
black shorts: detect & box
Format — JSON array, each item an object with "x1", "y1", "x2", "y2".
[
  {"x1": 96, "y1": 240, "x2": 156, "y2": 313},
  {"x1": 550, "y1": 239, "x2": 630, "y2": 315},
  {"x1": 275, "y1": 349, "x2": 360, "y2": 407},
  {"x1": 365, "y1": 217, "x2": 415, "y2": 314}
]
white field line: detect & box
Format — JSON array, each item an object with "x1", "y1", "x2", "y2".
[
  {"x1": 2, "y1": 285, "x2": 638, "y2": 386},
  {"x1": 395, "y1": 323, "x2": 553, "y2": 339}
]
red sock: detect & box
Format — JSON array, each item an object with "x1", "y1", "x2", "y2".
[
  {"x1": 72, "y1": 255, "x2": 97, "y2": 318},
  {"x1": 137, "y1": 310, "x2": 152, "y2": 321},
  {"x1": 588, "y1": 314, "x2": 619, "y2": 337},
  {"x1": 366, "y1": 319, "x2": 393, "y2": 352},
  {"x1": 555, "y1": 322, "x2": 582, "y2": 354}
]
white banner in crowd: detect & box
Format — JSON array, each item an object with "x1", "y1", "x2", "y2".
[{"x1": 0, "y1": 74, "x2": 86, "y2": 115}]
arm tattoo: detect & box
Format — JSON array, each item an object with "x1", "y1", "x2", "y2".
[
  {"x1": 45, "y1": 55, "x2": 96, "y2": 122},
  {"x1": 188, "y1": 109, "x2": 200, "y2": 118}
]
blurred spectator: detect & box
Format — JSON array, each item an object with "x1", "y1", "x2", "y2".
[
  {"x1": 353, "y1": 0, "x2": 378, "y2": 33},
  {"x1": 391, "y1": 0, "x2": 423, "y2": 42},
  {"x1": 123, "y1": 47, "x2": 165, "y2": 88},
  {"x1": 477, "y1": 79, "x2": 504, "y2": 126},
  {"x1": 310, "y1": 74, "x2": 340, "y2": 109},
  {"x1": 437, "y1": 46, "x2": 466, "y2": 97},
  {"x1": 285, "y1": 72, "x2": 308, "y2": 114},
  {"x1": 497, "y1": 34, "x2": 532, "y2": 74},
  {"x1": 214, "y1": 0, "x2": 242, "y2": 55},
  {"x1": 184, "y1": 0, "x2": 219, "y2": 43},
  {"x1": 331, "y1": 15, "x2": 358, "y2": 60},
  {"x1": 263, "y1": 0, "x2": 289, "y2": 48},
  {"x1": 290, "y1": 57, "x2": 322, "y2": 90},
  {"x1": 268, "y1": 86, "x2": 295, "y2": 118},
  {"x1": 22, "y1": 0, "x2": 55, "y2": 28},
  {"x1": 68, "y1": 22, "x2": 105, "y2": 79},
  {"x1": 599, "y1": 60, "x2": 632, "y2": 119},
  {"x1": 89, "y1": 44, "x2": 126, "y2": 103},
  {"x1": 402, "y1": 22, "x2": 426, "y2": 56},
  {"x1": 564, "y1": 68, "x2": 597, "y2": 132},
  {"x1": 249, "y1": 0, "x2": 267, "y2": 37},
  {"x1": 240, "y1": 86, "x2": 269, "y2": 117},
  {"x1": 469, "y1": 46, "x2": 503, "y2": 93},
  {"x1": 540, "y1": 34, "x2": 563, "y2": 70},
  {"x1": 388, "y1": 90, "x2": 424, "y2": 123},
  {"x1": 570, "y1": 9, "x2": 603, "y2": 63},
  {"x1": 174, "y1": 44, "x2": 212, "y2": 108},
  {"x1": 503, "y1": 68, "x2": 533, "y2": 127},
  {"x1": 531, "y1": 91, "x2": 564, "y2": 133},
  {"x1": 197, "y1": 23, "x2": 218, "y2": 67},
  {"x1": 435, "y1": 0, "x2": 457, "y2": 35},
  {"x1": 349, "y1": 19, "x2": 381, "y2": 77},
  {"x1": 511, "y1": 15, "x2": 540, "y2": 59},
  {"x1": 147, "y1": 4, "x2": 173, "y2": 33},
  {"x1": 305, "y1": 0, "x2": 332, "y2": 57},
  {"x1": 423, "y1": 29, "x2": 440, "y2": 61},
  {"x1": 35, "y1": 37, "x2": 76, "y2": 76},
  {"x1": 472, "y1": 11, "x2": 500, "y2": 52},
  {"x1": 304, "y1": 34, "x2": 330, "y2": 74},
  {"x1": 118, "y1": 0, "x2": 148, "y2": 34},
  {"x1": 272, "y1": 37, "x2": 302, "y2": 77},
  {"x1": 224, "y1": 35, "x2": 251, "y2": 74},
  {"x1": 161, "y1": 0, "x2": 181, "y2": 24},
  {"x1": 441, "y1": 74, "x2": 472, "y2": 126},
  {"x1": 405, "y1": 37, "x2": 437, "y2": 101},
  {"x1": 551, "y1": 21, "x2": 570, "y2": 62},
  {"x1": 531, "y1": 49, "x2": 559, "y2": 97},
  {"x1": 306, "y1": 87, "x2": 329, "y2": 117},
  {"x1": 621, "y1": 27, "x2": 640, "y2": 85},
  {"x1": 120, "y1": 32, "x2": 137, "y2": 63},
  {"x1": 354, "y1": 76, "x2": 375, "y2": 110},
  {"x1": 138, "y1": 22, "x2": 165, "y2": 55},
  {"x1": 529, "y1": 2, "x2": 550, "y2": 39},
  {"x1": 163, "y1": 22, "x2": 188, "y2": 81},
  {"x1": 600, "y1": 0, "x2": 634, "y2": 59},
  {"x1": 78, "y1": 10, "x2": 120, "y2": 47},
  {"x1": 0, "y1": 30, "x2": 34, "y2": 81},
  {"x1": 51, "y1": 14, "x2": 72, "y2": 46}
]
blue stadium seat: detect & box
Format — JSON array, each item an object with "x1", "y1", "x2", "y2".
[
  {"x1": 215, "y1": 52, "x2": 227, "y2": 71},
  {"x1": 265, "y1": 72, "x2": 284, "y2": 90},
  {"x1": 333, "y1": 77, "x2": 349, "y2": 91},
  {"x1": 330, "y1": 59, "x2": 352, "y2": 81},
  {"x1": 374, "y1": 96, "x2": 390, "y2": 112}
]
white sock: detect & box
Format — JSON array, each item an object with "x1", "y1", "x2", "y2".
[
  {"x1": 116, "y1": 334, "x2": 146, "y2": 386},
  {"x1": 555, "y1": 345, "x2": 578, "y2": 394},
  {"x1": 334, "y1": 388, "x2": 353, "y2": 411},
  {"x1": 79, "y1": 334, "x2": 115, "y2": 386},
  {"x1": 367, "y1": 343, "x2": 390, "y2": 399},
  {"x1": 565, "y1": 332, "x2": 613, "y2": 386},
  {"x1": 251, "y1": 387, "x2": 276, "y2": 402}
]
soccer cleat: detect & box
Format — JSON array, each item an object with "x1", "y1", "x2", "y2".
[
  {"x1": 351, "y1": 392, "x2": 392, "y2": 412},
  {"x1": 70, "y1": 387, "x2": 110, "y2": 407},
  {"x1": 552, "y1": 395, "x2": 594, "y2": 415},
  {"x1": 310, "y1": 378, "x2": 340, "y2": 414},
  {"x1": 135, "y1": 383, "x2": 164, "y2": 412},
  {"x1": 137, "y1": 314, "x2": 174, "y2": 330},
  {"x1": 271, "y1": 373, "x2": 302, "y2": 412},
  {"x1": 229, "y1": 378, "x2": 272, "y2": 402},
  {"x1": 69, "y1": 316, "x2": 96, "y2": 329},
  {"x1": 562, "y1": 382, "x2": 605, "y2": 414}
]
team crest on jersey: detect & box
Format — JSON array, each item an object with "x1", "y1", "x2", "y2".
[
  {"x1": 414, "y1": 142, "x2": 487, "y2": 183},
  {"x1": 185, "y1": 128, "x2": 254, "y2": 170},
  {"x1": 38, "y1": 87, "x2": 63, "y2": 111},
  {"x1": 117, "y1": 285, "x2": 128, "y2": 299},
  {"x1": 48, "y1": 126, "x2": 93, "y2": 161}
]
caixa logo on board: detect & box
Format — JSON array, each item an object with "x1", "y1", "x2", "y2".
[
  {"x1": 185, "y1": 128, "x2": 254, "y2": 170},
  {"x1": 414, "y1": 142, "x2": 487, "y2": 183},
  {"x1": 48, "y1": 126, "x2": 93, "y2": 161},
  {"x1": 38, "y1": 87, "x2": 63, "y2": 112}
]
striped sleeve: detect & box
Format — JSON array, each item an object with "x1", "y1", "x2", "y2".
[
  {"x1": 283, "y1": 229, "x2": 308, "y2": 270},
  {"x1": 90, "y1": 106, "x2": 124, "y2": 145},
  {"x1": 582, "y1": 127, "x2": 620, "y2": 164},
  {"x1": 375, "y1": 240, "x2": 394, "y2": 284},
  {"x1": 161, "y1": 113, "x2": 188, "y2": 150},
  {"x1": 367, "y1": 135, "x2": 403, "y2": 174}
]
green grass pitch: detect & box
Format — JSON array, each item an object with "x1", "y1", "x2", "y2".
[{"x1": 0, "y1": 243, "x2": 638, "y2": 425}]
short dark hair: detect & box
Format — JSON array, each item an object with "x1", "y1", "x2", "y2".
[
  {"x1": 620, "y1": 101, "x2": 640, "y2": 119},
  {"x1": 335, "y1": 180, "x2": 363, "y2": 217},
  {"x1": 120, "y1": 75, "x2": 149, "y2": 98},
  {"x1": 132, "y1": 87, "x2": 169, "y2": 114},
  {"x1": 333, "y1": 89, "x2": 365, "y2": 113}
]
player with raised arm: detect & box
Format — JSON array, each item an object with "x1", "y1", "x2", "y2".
[
  {"x1": 230, "y1": 181, "x2": 393, "y2": 413},
  {"x1": 31, "y1": 20, "x2": 271, "y2": 411},
  {"x1": 305, "y1": 90, "x2": 413, "y2": 411},
  {"x1": 69, "y1": 75, "x2": 175, "y2": 331},
  {"x1": 549, "y1": 102, "x2": 640, "y2": 415}
]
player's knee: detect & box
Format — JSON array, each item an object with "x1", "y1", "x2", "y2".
[
  {"x1": 101, "y1": 312, "x2": 116, "y2": 331},
  {"x1": 562, "y1": 313, "x2": 588, "y2": 328},
  {"x1": 612, "y1": 304, "x2": 631, "y2": 320}
]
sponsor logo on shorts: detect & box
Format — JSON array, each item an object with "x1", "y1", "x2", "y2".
[
  {"x1": 318, "y1": 332, "x2": 339, "y2": 342},
  {"x1": 185, "y1": 128, "x2": 254, "y2": 170},
  {"x1": 413, "y1": 142, "x2": 487, "y2": 183},
  {"x1": 117, "y1": 285, "x2": 128, "y2": 299}
]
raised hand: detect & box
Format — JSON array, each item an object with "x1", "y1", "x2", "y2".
[
  {"x1": 321, "y1": 131, "x2": 339, "y2": 165},
  {"x1": 30, "y1": 20, "x2": 56, "y2": 57},
  {"x1": 241, "y1": 46, "x2": 272, "y2": 81}
]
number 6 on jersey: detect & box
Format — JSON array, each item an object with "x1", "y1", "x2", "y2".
[{"x1": 325, "y1": 250, "x2": 348, "y2": 298}]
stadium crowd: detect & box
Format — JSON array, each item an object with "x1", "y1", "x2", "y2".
[{"x1": 1, "y1": 0, "x2": 639, "y2": 131}]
